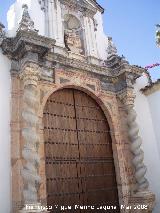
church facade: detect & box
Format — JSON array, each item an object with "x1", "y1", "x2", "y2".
[{"x1": 0, "y1": 0, "x2": 160, "y2": 212}]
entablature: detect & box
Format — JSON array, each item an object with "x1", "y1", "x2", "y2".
[{"x1": 1, "y1": 27, "x2": 144, "y2": 94}]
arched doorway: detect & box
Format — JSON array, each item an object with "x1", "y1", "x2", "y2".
[{"x1": 43, "y1": 88, "x2": 119, "y2": 211}]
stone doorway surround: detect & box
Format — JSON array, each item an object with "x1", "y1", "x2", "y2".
[
  {"x1": 10, "y1": 64, "x2": 155, "y2": 213},
  {"x1": 1, "y1": 8, "x2": 155, "y2": 213}
]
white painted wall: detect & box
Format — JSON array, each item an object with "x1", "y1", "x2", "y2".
[
  {"x1": 94, "y1": 11, "x2": 108, "y2": 60},
  {"x1": 135, "y1": 76, "x2": 160, "y2": 213},
  {"x1": 0, "y1": 49, "x2": 11, "y2": 213},
  {"x1": 7, "y1": 0, "x2": 45, "y2": 37},
  {"x1": 147, "y1": 90, "x2": 160, "y2": 157}
]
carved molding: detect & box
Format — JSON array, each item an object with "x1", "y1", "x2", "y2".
[
  {"x1": 20, "y1": 63, "x2": 41, "y2": 87},
  {"x1": 55, "y1": 69, "x2": 101, "y2": 92},
  {"x1": 117, "y1": 89, "x2": 136, "y2": 107}
]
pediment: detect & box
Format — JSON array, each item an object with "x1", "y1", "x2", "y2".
[{"x1": 59, "y1": 0, "x2": 103, "y2": 17}]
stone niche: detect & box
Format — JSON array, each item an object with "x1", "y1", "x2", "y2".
[{"x1": 64, "y1": 14, "x2": 85, "y2": 55}]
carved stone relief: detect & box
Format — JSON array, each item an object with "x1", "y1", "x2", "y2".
[{"x1": 64, "y1": 14, "x2": 84, "y2": 55}]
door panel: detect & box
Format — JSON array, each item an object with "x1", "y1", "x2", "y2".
[{"x1": 43, "y1": 89, "x2": 119, "y2": 212}]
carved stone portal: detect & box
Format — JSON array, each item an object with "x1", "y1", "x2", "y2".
[{"x1": 1, "y1": 4, "x2": 155, "y2": 213}]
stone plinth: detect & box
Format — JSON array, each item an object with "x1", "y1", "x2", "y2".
[{"x1": 129, "y1": 191, "x2": 155, "y2": 213}]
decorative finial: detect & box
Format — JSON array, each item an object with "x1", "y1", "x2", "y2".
[
  {"x1": 17, "y1": 4, "x2": 38, "y2": 33},
  {"x1": 107, "y1": 37, "x2": 118, "y2": 57},
  {"x1": 156, "y1": 24, "x2": 160, "y2": 47},
  {"x1": 0, "y1": 22, "x2": 5, "y2": 45}
]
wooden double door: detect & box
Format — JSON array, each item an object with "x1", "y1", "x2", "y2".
[{"x1": 43, "y1": 89, "x2": 119, "y2": 212}]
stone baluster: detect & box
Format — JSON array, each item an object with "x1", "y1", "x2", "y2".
[
  {"x1": 120, "y1": 90, "x2": 149, "y2": 192},
  {"x1": 20, "y1": 63, "x2": 42, "y2": 212}
]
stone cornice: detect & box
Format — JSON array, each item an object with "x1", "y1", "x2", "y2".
[
  {"x1": 131, "y1": 65, "x2": 146, "y2": 80},
  {"x1": 45, "y1": 52, "x2": 111, "y2": 76},
  {"x1": 141, "y1": 79, "x2": 160, "y2": 96},
  {"x1": 105, "y1": 55, "x2": 144, "y2": 82},
  {"x1": 38, "y1": 0, "x2": 104, "y2": 14},
  {"x1": 91, "y1": 0, "x2": 104, "y2": 13},
  {"x1": 1, "y1": 30, "x2": 55, "y2": 60},
  {"x1": 46, "y1": 52, "x2": 144, "y2": 80}
]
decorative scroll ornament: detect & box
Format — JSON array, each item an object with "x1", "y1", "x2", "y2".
[
  {"x1": 0, "y1": 22, "x2": 5, "y2": 45},
  {"x1": 18, "y1": 4, "x2": 38, "y2": 33},
  {"x1": 119, "y1": 90, "x2": 149, "y2": 192}
]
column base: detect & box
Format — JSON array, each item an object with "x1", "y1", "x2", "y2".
[
  {"x1": 129, "y1": 191, "x2": 155, "y2": 213},
  {"x1": 19, "y1": 203, "x2": 50, "y2": 213}
]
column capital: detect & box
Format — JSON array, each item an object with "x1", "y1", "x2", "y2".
[
  {"x1": 117, "y1": 89, "x2": 136, "y2": 108},
  {"x1": 20, "y1": 63, "x2": 41, "y2": 87}
]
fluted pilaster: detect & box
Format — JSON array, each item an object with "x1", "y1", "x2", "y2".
[
  {"x1": 20, "y1": 63, "x2": 42, "y2": 211},
  {"x1": 119, "y1": 90, "x2": 149, "y2": 192}
]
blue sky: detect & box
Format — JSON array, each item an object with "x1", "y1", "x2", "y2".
[
  {"x1": 0, "y1": 0, "x2": 159, "y2": 81},
  {"x1": 98, "y1": 0, "x2": 160, "y2": 81}
]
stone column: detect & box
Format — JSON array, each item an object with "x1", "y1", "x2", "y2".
[
  {"x1": 120, "y1": 90, "x2": 149, "y2": 192},
  {"x1": 119, "y1": 90, "x2": 155, "y2": 211},
  {"x1": 19, "y1": 63, "x2": 45, "y2": 212}
]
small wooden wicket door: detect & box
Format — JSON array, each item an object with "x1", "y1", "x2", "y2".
[{"x1": 43, "y1": 89, "x2": 119, "y2": 212}]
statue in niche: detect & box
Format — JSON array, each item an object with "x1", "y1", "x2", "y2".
[
  {"x1": 64, "y1": 30, "x2": 83, "y2": 54},
  {"x1": 64, "y1": 14, "x2": 84, "y2": 55}
]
